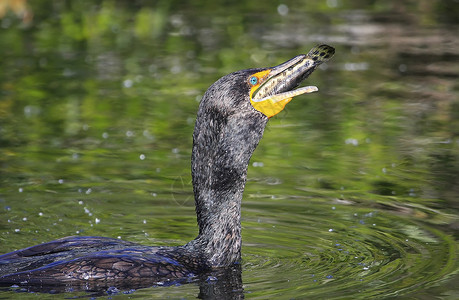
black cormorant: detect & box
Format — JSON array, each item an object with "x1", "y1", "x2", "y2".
[{"x1": 0, "y1": 45, "x2": 335, "y2": 289}]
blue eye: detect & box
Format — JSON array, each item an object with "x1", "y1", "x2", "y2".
[{"x1": 249, "y1": 76, "x2": 258, "y2": 85}]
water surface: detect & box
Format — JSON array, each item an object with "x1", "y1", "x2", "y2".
[{"x1": 0, "y1": 1, "x2": 458, "y2": 299}]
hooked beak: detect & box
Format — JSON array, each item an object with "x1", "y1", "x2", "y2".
[{"x1": 250, "y1": 44, "x2": 335, "y2": 118}]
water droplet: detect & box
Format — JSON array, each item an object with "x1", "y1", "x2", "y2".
[
  {"x1": 399, "y1": 64, "x2": 407, "y2": 72},
  {"x1": 345, "y1": 138, "x2": 359, "y2": 146},
  {"x1": 123, "y1": 79, "x2": 133, "y2": 88},
  {"x1": 252, "y1": 162, "x2": 264, "y2": 167},
  {"x1": 277, "y1": 4, "x2": 289, "y2": 16}
]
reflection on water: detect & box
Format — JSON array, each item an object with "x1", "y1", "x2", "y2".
[
  {"x1": 242, "y1": 198, "x2": 456, "y2": 298},
  {"x1": 0, "y1": 1, "x2": 458, "y2": 299}
]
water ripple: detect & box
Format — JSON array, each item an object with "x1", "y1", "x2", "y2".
[{"x1": 241, "y1": 199, "x2": 456, "y2": 298}]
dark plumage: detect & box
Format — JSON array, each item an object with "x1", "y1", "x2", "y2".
[{"x1": 0, "y1": 45, "x2": 334, "y2": 291}]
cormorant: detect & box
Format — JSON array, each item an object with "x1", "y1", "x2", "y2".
[{"x1": 0, "y1": 45, "x2": 334, "y2": 289}]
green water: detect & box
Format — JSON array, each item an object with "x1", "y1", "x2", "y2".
[{"x1": 0, "y1": 0, "x2": 458, "y2": 299}]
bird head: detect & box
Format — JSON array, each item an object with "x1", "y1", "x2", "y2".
[
  {"x1": 248, "y1": 44, "x2": 335, "y2": 118},
  {"x1": 200, "y1": 44, "x2": 335, "y2": 120},
  {"x1": 199, "y1": 44, "x2": 334, "y2": 121}
]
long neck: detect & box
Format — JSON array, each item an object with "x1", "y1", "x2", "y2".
[{"x1": 189, "y1": 106, "x2": 267, "y2": 267}]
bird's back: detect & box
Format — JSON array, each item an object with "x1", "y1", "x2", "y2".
[{"x1": 0, "y1": 236, "x2": 200, "y2": 288}]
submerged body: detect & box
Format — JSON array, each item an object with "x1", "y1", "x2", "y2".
[
  {"x1": 0, "y1": 236, "x2": 204, "y2": 286},
  {"x1": 0, "y1": 45, "x2": 334, "y2": 288}
]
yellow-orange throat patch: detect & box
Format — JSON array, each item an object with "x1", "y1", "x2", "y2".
[
  {"x1": 250, "y1": 96, "x2": 293, "y2": 118},
  {"x1": 249, "y1": 69, "x2": 292, "y2": 118}
]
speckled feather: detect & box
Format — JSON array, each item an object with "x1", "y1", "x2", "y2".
[{"x1": 0, "y1": 236, "x2": 205, "y2": 285}]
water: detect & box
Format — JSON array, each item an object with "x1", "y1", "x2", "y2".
[{"x1": 0, "y1": 1, "x2": 458, "y2": 299}]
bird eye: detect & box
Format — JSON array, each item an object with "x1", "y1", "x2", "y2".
[{"x1": 249, "y1": 76, "x2": 258, "y2": 85}]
